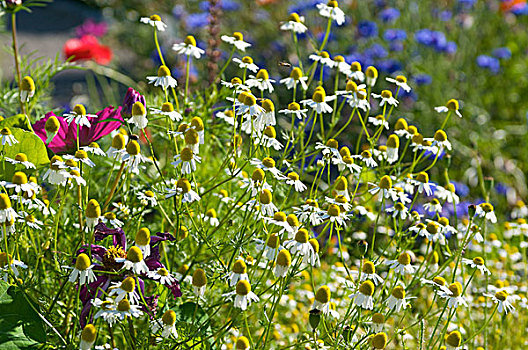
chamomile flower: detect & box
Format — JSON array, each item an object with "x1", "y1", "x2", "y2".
[
  {"x1": 102, "y1": 212, "x2": 123, "y2": 227},
  {"x1": 280, "y1": 12, "x2": 307, "y2": 33},
  {"x1": 134, "y1": 227, "x2": 151, "y2": 257},
  {"x1": 312, "y1": 286, "x2": 331, "y2": 315},
  {"x1": 85, "y1": 199, "x2": 101, "y2": 230},
  {"x1": 80, "y1": 142, "x2": 106, "y2": 157},
  {"x1": 63, "y1": 104, "x2": 96, "y2": 128},
  {"x1": 336, "y1": 80, "x2": 367, "y2": 104},
  {"x1": 232, "y1": 56, "x2": 259, "y2": 73},
  {"x1": 300, "y1": 87, "x2": 336, "y2": 114},
  {"x1": 285, "y1": 172, "x2": 306, "y2": 192},
  {"x1": 350, "y1": 280, "x2": 375, "y2": 310},
  {"x1": 485, "y1": 290, "x2": 516, "y2": 314},
  {"x1": 0, "y1": 252, "x2": 27, "y2": 280},
  {"x1": 202, "y1": 208, "x2": 220, "y2": 226},
  {"x1": 18, "y1": 213, "x2": 42, "y2": 230},
  {"x1": 150, "y1": 102, "x2": 182, "y2": 122},
  {"x1": 414, "y1": 171, "x2": 434, "y2": 196},
  {"x1": 246, "y1": 69, "x2": 275, "y2": 93},
  {"x1": 5, "y1": 153, "x2": 35, "y2": 169},
  {"x1": 151, "y1": 310, "x2": 178, "y2": 338},
  {"x1": 167, "y1": 178, "x2": 201, "y2": 203},
  {"x1": 369, "y1": 313, "x2": 386, "y2": 333},
  {"x1": 64, "y1": 150, "x2": 95, "y2": 168},
  {"x1": 279, "y1": 102, "x2": 307, "y2": 120},
  {"x1": 511, "y1": 200, "x2": 528, "y2": 219},
  {"x1": 221, "y1": 76, "x2": 249, "y2": 93},
  {"x1": 372, "y1": 90, "x2": 399, "y2": 107},
  {"x1": 423, "y1": 198, "x2": 442, "y2": 214},
  {"x1": 109, "y1": 277, "x2": 140, "y2": 304},
  {"x1": 192, "y1": 268, "x2": 207, "y2": 297},
  {"x1": 285, "y1": 228, "x2": 315, "y2": 262},
  {"x1": 148, "y1": 267, "x2": 176, "y2": 286},
  {"x1": 475, "y1": 202, "x2": 497, "y2": 223},
  {"x1": 430, "y1": 129, "x2": 452, "y2": 152},
  {"x1": 228, "y1": 259, "x2": 249, "y2": 287},
  {"x1": 253, "y1": 189, "x2": 276, "y2": 217},
  {"x1": 386, "y1": 202, "x2": 410, "y2": 221},
  {"x1": 1, "y1": 127, "x2": 18, "y2": 146},
  {"x1": 354, "y1": 150, "x2": 378, "y2": 168},
  {"x1": 114, "y1": 298, "x2": 143, "y2": 320},
  {"x1": 293, "y1": 199, "x2": 325, "y2": 226},
  {"x1": 360, "y1": 260, "x2": 384, "y2": 285},
  {"x1": 147, "y1": 65, "x2": 178, "y2": 91},
  {"x1": 172, "y1": 35, "x2": 205, "y2": 59},
  {"x1": 386, "y1": 75, "x2": 411, "y2": 92},
  {"x1": 280, "y1": 67, "x2": 308, "y2": 91},
  {"x1": 316, "y1": 0, "x2": 346, "y2": 25},
  {"x1": 260, "y1": 126, "x2": 283, "y2": 150},
  {"x1": 226, "y1": 280, "x2": 259, "y2": 311},
  {"x1": 92, "y1": 298, "x2": 119, "y2": 326},
  {"x1": 80, "y1": 324, "x2": 97, "y2": 350},
  {"x1": 274, "y1": 249, "x2": 291, "y2": 278},
  {"x1": 385, "y1": 252, "x2": 416, "y2": 275},
  {"x1": 128, "y1": 101, "x2": 148, "y2": 129},
  {"x1": 6, "y1": 171, "x2": 37, "y2": 197},
  {"x1": 122, "y1": 140, "x2": 150, "y2": 175},
  {"x1": 250, "y1": 157, "x2": 285, "y2": 180},
  {"x1": 20, "y1": 76, "x2": 35, "y2": 102},
  {"x1": 348, "y1": 61, "x2": 365, "y2": 82},
  {"x1": 309, "y1": 51, "x2": 336, "y2": 68},
  {"x1": 438, "y1": 282, "x2": 468, "y2": 308},
  {"x1": 369, "y1": 175, "x2": 394, "y2": 200},
  {"x1": 140, "y1": 14, "x2": 167, "y2": 31},
  {"x1": 365, "y1": 66, "x2": 378, "y2": 87},
  {"x1": 386, "y1": 285, "x2": 413, "y2": 312},
  {"x1": 107, "y1": 133, "x2": 127, "y2": 160},
  {"x1": 172, "y1": 147, "x2": 201, "y2": 175},
  {"x1": 321, "y1": 203, "x2": 351, "y2": 226},
  {"x1": 137, "y1": 190, "x2": 158, "y2": 207},
  {"x1": 385, "y1": 134, "x2": 400, "y2": 164},
  {"x1": 237, "y1": 92, "x2": 264, "y2": 118},
  {"x1": 462, "y1": 256, "x2": 491, "y2": 275},
  {"x1": 221, "y1": 31, "x2": 251, "y2": 51},
  {"x1": 436, "y1": 183, "x2": 460, "y2": 204},
  {"x1": 122, "y1": 246, "x2": 149, "y2": 275},
  {"x1": 68, "y1": 253, "x2": 96, "y2": 285},
  {"x1": 435, "y1": 99, "x2": 462, "y2": 118}
]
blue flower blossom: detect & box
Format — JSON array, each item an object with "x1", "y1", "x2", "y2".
[
  {"x1": 414, "y1": 74, "x2": 432, "y2": 85},
  {"x1": 364, "y1": 44, "x2": 388, "y2": 59},
  {"x1": 185, "y1": 12, "x2": 209, "y2": 30},
  {"x1": 357, "y1": 20, "x2": 378, "y2": 38},
  {"x1": 476, "y1": 55, "x2": 500, "y2": 74},
  {"x1": 384, "y1": 29, "x2": 407, "y2": 42},
  {"x1": 379, "y1": 8, "x2": 400, "y2": 22},
  {"x1": 492, "y1": 47, "x2": 512, "y2": 60}
]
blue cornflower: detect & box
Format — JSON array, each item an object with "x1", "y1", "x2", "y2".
[
  {"x1": 476, "y1": 55, "x2": 500, "y2": 74},
  {"x1": 389, "y1": 41, "x2": 404, "y2": 52},
  {"x1": 379, "y1": 8, "x2": 400, "y2": 22},
  {"x1": 414, "y1": 29, "x2": 434, "y2": 46},
  {"x1": 414, "y1": 74, "x2": 432, "y2": 85},
  {"x1": 376, "y1": 59, "x2": 402, "y2": 74},
  {"x1": 185, "y1": 13, "x2": 209, "y2": 30},
  {"x1": 384, "y1": 29, "x2": 407, "y2": 42},
  {"x1": 357, "y1": 20, "x2": 378, "y2": 38},
  {"x1": 458, "y1": 0, "x2": 477, "y2": 8},
  {"x1": 439, "y1": 10, "x2": 452, "y2": 21},
  {"x1": 445, "y1": 41, "x2": 457, "y2": 54},
  {"x1": 492, "y1": 47, "x2": 512, "y2": 60},
  {"x1": 364, "y1": 44, "x2": 388, "y2": 59},
  {"x1": 199, "y1": 0, "x2": 239, "y2": 11}
]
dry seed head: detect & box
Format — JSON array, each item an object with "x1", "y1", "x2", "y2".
[
  {"x1": 359, "y1": 280, "x2": 375, "y2": 296},
  {"x1": 75, "y1": 253, "x2": 91, "y2": 271},
  {"x1": 192, "y1": 268, "x2": 207, "y2": 287},
  {"x1": 127, "y1": 246, "x2": 144, "y2": 263}
]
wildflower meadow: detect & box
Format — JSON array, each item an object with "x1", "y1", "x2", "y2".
[{"x1": 1, "y1": 0, "x2": 528, "y2": 349}]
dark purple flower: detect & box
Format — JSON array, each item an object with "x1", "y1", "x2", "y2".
[
  {"x1": 122, "y1": 87, "x2": 146, "y2": 116},
  {"x1": 94, "y1": 222, "x2": 127, "y2": 250}
]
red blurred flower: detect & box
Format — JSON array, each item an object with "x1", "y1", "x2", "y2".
[{"x1": 63, "y1": 35, "x2": 112, "y2": 65}]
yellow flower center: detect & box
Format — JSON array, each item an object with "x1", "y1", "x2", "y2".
[
  {"x1": 127, "y1": 246, "x2": 144, "y2": 263},
  {"x1": 259, "y1": 189, "x2": 273, "y2": 205},
  {"x1": 295, "y1": 228, "x2": 309, "y2": 243},
  {"x1": 277, "y1": 249, "x2": 291, "y2": 267},
  {"x1": 180, "y1": 147, "x2": 194, "y2": 162},
  {"x1": 379, "y1": 175, "x2": 392, "y2": 190},
  {"x1": 12, "y1": 171, "x2": 27, "y2": 185},
  {"x1": 236, "y1": 280, "x2": 251, "y2": 295},
  {"x1": 192, "y1": 268, "x2": 207, "y2": 287},
  {"x1": 392, "y1": 286, "x2": 406, "y2": 299},
  {"x1": 157, "y1": 65, "x2": 171, "y2": 77},
  {"x1": 75, "y1": 253, "x2": 91, "y2": 271},
  {"x1": 162, "y1": 310, "x2": 177, "y2": 326},
  {"x1": 315, "y1": 285, "x2": 331, "y2": 304},
  {"x1": 45, "y1": 116, "x2": 60, "y2": 133},
  {"x1": 359, "y1": 280, "x2": 375, "y2": 296},
  {"x1": 381, "y1": 90, "x2": 392, "y2": 99},
  {"x1": 287, "y1": 214, "x2": 300, "y2": 227},
  {"x1": 177, "y1": 178, "x2": 191, "y2": 193},
  {"x1": 112, "y1": 134, "x2": 126, "y2": 149},
  {"x1": 371, "y1": 332, "x2": 388, "y2": 349},
  {"x1": 86, "y1": 199, "x2": 101, "y2": 218},
  {"x1": 434, "y1": 130, "x2": 448, "y2": 142},
  {"x1": 117, "y1": 299, "x2": 131, "y2": 312},
  {"x1": 288, "y1": 102, "x2": 301, "y2": 111},
  {"x1": 73, "y1": 104, "x2": 86, "y2": 116},
  {"x1": 362, "y1": 261, "x2": 375, "y2": 274},
  {"x1": 387, "y1": 134, "x2": 399, "y2": 148},
  {"x1": 366, "y1": 66, "x2": 378, "y2": 78},
  {"x1": 448, "y1": 282, "x2": 463, "y2": 297},
  {"x1": 131, "y1": 102, "x2": 146, "y2": 117},
  {"x1": 21, "y1": 76, "x2": 35, "y2": 91},
  {"x1": 446, "y1": 99, "x2": 459, "y2": 110},
  {"x1": 81, "y1": 324, "x2": 97, "y2": 343},
  {"x1": 446, "y1": 331, "x2": 462, "y2": 347},
  {"x1": 233, "y1": 32, "x2": 244, "y2": 41},
  {"x1": 232, "y1": 259, "x2": 247, "y2": 274},
  {"x1": 397, "y1": 252, "x2": 411, "y2": 266},
  {"x1": 184, "y1": 35, "x2": 197, "y2": 46},
  {"x1": 150, "y1": 14, "x2": 161, "y2": 21},
  {"x1": 136, "y1": 228, "x2": 150, "y2": 246},
  {"x1": 121, "y1": 277, "x2": 136, "y2": 293},
  {"x1": 242, "y1": 56, "x2": 253, "y2": 64}
]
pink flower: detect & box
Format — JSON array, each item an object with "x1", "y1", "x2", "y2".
[{"x1": 33, "y1": 106, "x2": 123, "y2": 154}]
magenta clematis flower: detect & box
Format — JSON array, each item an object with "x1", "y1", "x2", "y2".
[{"x1": 33, "y1": 106, "x2": 123, "y2": 154}]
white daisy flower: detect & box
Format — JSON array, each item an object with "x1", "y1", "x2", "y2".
[
  {"x1": 475, "y1": 202, "x2": 497, "y2": 223},
  {"x1": 386, "y1": 75, "x2": 411, "y2": 92},
  {"x1": 122, "y1": 140, "x2": 151, "y2": 175},
  {"x1": 92, "y1": 298, "x2": 119, "y2": 326},
  {"x1": 484, "y1": 290, "x2": 517, "y2": 314},
  {"x1": 121, "y1": 246, "x2": 149, "y2": 275},
  {"x1": 146, "y1": 65, "x2": 178, "y2": 91},
  {"x1": 386, "y1": 285, "x2": 414, "y2": 312},
  {"x1": 385, "y1": 252, "x2": 416, "y2": 275},
  {"x1": 108, "y1": 277, "x2": 140, "y2": 304},
  {"x1": 172, "y1": 35, "x2": 205, "y2": 59},
  {"x1": 435, "y1": 99, "x2": 462, "y2": 118},
  {"x1": 221, "y1": 32, "x2": 251, "y2": 51},
  {"x1": 63, "y1": 104, "x2": 96, "y2": 128},
  {"x1": 437, "y1": 282, "x2": 468, "y2": 308},
  {"x1": 316, "y1": 1, "x2": 346, "y2": 25},
  {"x1": 68, "y1": 253, "x2": 96, "y2": 285},
  {"x1": 300, "y1": 87, "x2": 336, "y2": 114},
  {"x1": 140, "y1": 14, "x2": 167, "y2": 31},
  {"x1": 232, "y1": 56, "x2": 259, "y2": 73},
  {"x1": 371, "y1": 90, "x2": 399, "y2": 107},
  {"x1": 5, "y1": 153, "x2": 35, "y2": 169},
  {"x1": 246, "y1": 69, "x2": 275, "y2": 93},
  {"x1": 462, "y1": 257, "x2": 491, "y2": 275},
  {"x1": 279, "y1": 102, "x2": 308, "y2": 120},
  {"x1": 172, "y1": 147, "x2": 201, "y2": 175},
  {"x1": 350, "y1": 281, "x2": 375, "y2": 310},
  {"x1": 151, "y1": 310, "x2": 178, "y2": 338},
  {"x1": 280, "y1": 13, "x2": 308, "y2": 33},
  {"x1": 223, "y1": 280, "x2": 259, "y2": 311}
]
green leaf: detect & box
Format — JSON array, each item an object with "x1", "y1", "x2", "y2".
[
  {"x1": 173, "y1": 302, "x2": 211, "y2": 349},
  {"x1": 0, "y1": 283, "x2": 47, "y2": 349},
  {"x1": 0, "y1": 127, "x2": 50, "y2": 181},
  {"x1": 0, "y1": 115, "x2": 32, "y2": 132}
]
